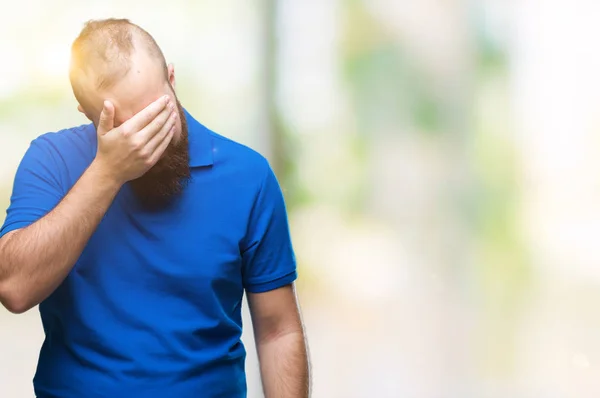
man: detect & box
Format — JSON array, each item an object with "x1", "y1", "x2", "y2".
[{"x1": 0, "y1": 19, "x2": 309, "y2": 398}]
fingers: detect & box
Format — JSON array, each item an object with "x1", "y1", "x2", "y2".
[
  {"x1": 121, "y1": 95, "x2": 171, "y2": 134},
  {"x1": 146, "y1": 111, "x2": 177, "y2": 154},
  {"x1": 136, "y1": 106, "x2": 175, "y2": 144},
  {"x1": 97, "y1": 100, "x2": 115, "y2": 135},
  {"x1": 148, "y1": 124, "x2": 175, "y2": 166}
]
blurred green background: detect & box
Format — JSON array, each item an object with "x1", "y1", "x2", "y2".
[{"x1": 2, "y1": 0, "x2": 600, "y2": 397}]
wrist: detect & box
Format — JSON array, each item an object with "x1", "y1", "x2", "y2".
[{"x1": 88, "y1": 159, "x2": 124, "y2": 191}]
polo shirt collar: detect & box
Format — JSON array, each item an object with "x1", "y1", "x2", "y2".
[{"x1": 184, "y1": 108, "x2": 214, "y2": 167}]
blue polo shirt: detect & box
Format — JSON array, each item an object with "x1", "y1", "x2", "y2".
[{"x1": 0, "y1": 111, "x2": 297, "y2": 397}]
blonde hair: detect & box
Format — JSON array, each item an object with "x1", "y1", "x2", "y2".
[{"x1": 69, "y1": 18, "x2": 168, "y2": 102}]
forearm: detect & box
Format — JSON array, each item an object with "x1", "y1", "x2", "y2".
[
  {"x1": 0, "y1": 161, "x2": 121, "y2": 313},
  {"x1": 258, "y1": 329, "x2": 310, "y2": 398}
]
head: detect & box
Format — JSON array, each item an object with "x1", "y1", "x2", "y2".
[{"x1": 69, "y1": 18, "x2": 190, "y2": 210}]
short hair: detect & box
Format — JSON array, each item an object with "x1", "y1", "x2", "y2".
[{"x1": 69, "y1": 18, "x2": 168, "y2": 101}]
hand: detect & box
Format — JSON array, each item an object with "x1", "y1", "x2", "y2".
[{"x1": 93, "y1": 95, "x2": 177, "y2": 185}]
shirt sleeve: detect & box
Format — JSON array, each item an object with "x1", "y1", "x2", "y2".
[
  {"x1": 0, "y1": 137, "x2": 65, "y2": 239},
  {"x1": 241, "y1": 161, "x2": 297, "y2": 293}
]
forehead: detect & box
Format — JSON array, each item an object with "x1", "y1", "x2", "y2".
[
  {"x1": 80, "y1": 52, "x2": 167, "y2": 125},
  {"x1": 103, "y1": 68, "x2": 166, "y2": 126}
]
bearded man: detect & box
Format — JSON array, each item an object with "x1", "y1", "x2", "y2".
[{"x1": 0, "y1": 18, "x2": 309, "y2": 398}]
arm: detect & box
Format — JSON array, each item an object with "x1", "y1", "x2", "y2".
[
  {"x1": 0, "y1": 163, "x2": 121, "y2": 313},
  {"x1": 241, "y1": 160, "x2": 306, "y2": 395},
  {"x1": 0, "y1": 96, "x2": 176, "y2": 313},
  {"x1": 248, "y1": 284, "x2": 310, "y2": 398}
]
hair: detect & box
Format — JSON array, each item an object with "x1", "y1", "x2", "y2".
[{"x1": 69, "y1": 18, "x2": 168, "y2": 102}]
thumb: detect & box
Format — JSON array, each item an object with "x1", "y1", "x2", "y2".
[{"x1": 98, "y1": 100, "x2": 115, "y2": 135}]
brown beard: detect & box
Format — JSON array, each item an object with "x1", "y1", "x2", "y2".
[{"x1": 129, "y1": 97, "x2": 191, "y2": 210}]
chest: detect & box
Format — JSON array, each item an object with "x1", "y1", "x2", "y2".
[{"x1": 72, "y1": 183, "x2": 252, "y2": 295}]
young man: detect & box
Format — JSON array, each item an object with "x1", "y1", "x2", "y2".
[{"x1": 0, "y1": 19, "x2": 309, "y2": 397}]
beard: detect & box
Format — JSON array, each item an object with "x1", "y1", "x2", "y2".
[{"x1": 129, "y1": 96, "x2": 191, "y2": 210}]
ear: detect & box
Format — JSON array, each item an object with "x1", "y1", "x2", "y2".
[
  {"x1": 77, "y1": 104, "x2": 93, "y2": 122},
  {"x1": 167, "y1": 63, "x2": 176, "y2": 90}
]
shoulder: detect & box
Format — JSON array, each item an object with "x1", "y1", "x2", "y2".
[
  {"x1": 208, "y1": 130, "x2": 272, "y2": 182},
  {"x1": 20, "y1": 124, "x2": 96, "y2": 189},
  {"x1": 31, "y1": 123, "x2": 95, "y2": 157}
]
